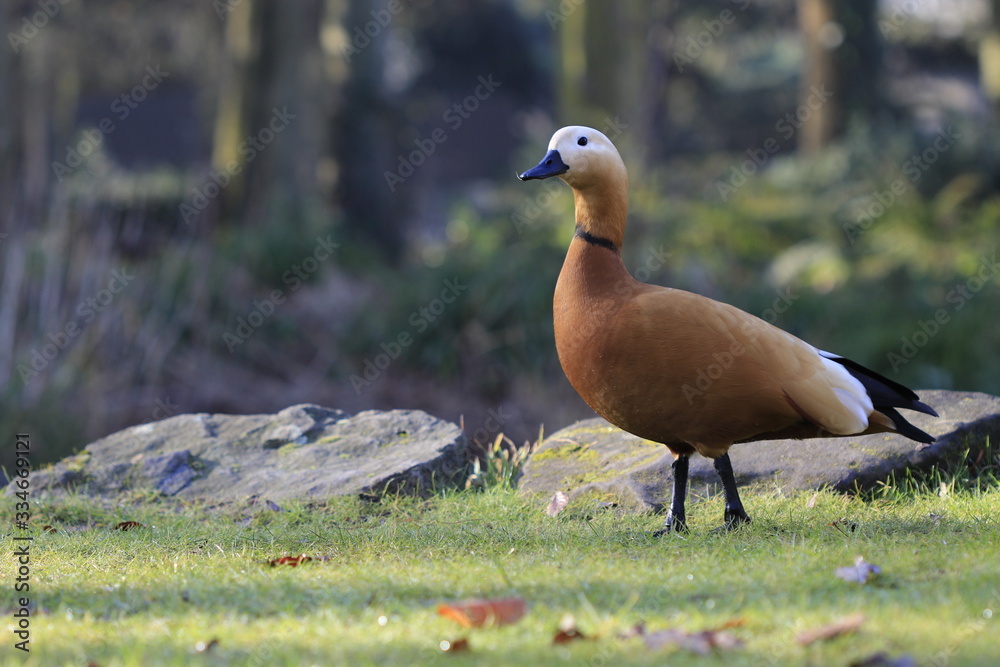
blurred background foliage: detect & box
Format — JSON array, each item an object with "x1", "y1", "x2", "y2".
[{"x1": 1, "y1": 0, "x2": 998, "y2": 472}]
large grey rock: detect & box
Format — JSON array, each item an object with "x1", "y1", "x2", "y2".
[
  {"x1": 23, "y1": 405, "x2": 469, "y2": 501},
  {"x1": 519, "y1": 390, "x2": 1000, "y2": 512}
]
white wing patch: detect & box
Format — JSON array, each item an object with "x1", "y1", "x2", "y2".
[{"x1": 817, "y1": 350, "x2": 873, "y2": 434}]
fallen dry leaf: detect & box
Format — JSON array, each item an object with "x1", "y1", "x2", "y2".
[
  {"x1": 113, "y1": 521, "x2": 145, "y2": 531},
  {"x1": 553, "y1": 627, "x2": 587, "y2": 644},
  {"x1": 546, "y1": 491, "x2": 569, "y2": 517},
  {"x1": 835, "y1": 556, "x2": 881, "y2": 583},
  {"x1": 643, "y1": 628, "x2": 743, "y2": 654},
  {"x1": 265, "y1": 500, "x2": 284, "y2": 512},
  {"x1": 268, "y1": 554, "x2": 313, "y2": 567},
  {"x1": 42, "y1": 525, "x2": 57, "y2": 533},
  {"x1": 807, "y1": 492, "x2": 819, "y2": 508},
  {"x1": 796, "y1": 613, "x2": 866, "y2": 645},
  {"x1": 438, "y1": 638, "x2": 470, "y2": 653},
  {"x1": 437, "y1": 597, "x2": 527, "y2": 628}
]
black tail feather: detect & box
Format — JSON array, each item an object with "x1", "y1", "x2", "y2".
[
  {"x1": 879, "y1": 407, "x2": 936, "y2": 444},
  {"x1": 910, "y1": 400, "x2": 939, "y2": 418},
  {"x1": 826, "y1": 354, "x2": 938, "y2": 444}
]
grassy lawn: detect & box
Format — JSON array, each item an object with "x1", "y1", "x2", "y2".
[{"x1": 3, "y1": 460, "x2": 1000, "y2": 666}]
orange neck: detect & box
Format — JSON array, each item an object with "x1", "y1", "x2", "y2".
[{"x1": 571, "y1": 172, "x2": 629, "y2": 249}]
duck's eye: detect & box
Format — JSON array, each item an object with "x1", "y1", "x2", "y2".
[{"x1": 577, "y1": 136, "x2": 588, "y2": 146}]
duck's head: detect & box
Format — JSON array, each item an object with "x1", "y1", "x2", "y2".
[{"x1": 518, "y1": 126, "x2": 626, "y2": 191}]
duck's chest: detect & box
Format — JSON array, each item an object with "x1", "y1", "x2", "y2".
[
  {"x1": 552, "y1": 248, "x2": 626, "y2": 358},
  {"x1": 552, "y1": 252, "x2": 641, "y2": 415}
]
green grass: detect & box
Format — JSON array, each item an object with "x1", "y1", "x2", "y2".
[{"x1": 3, "y1": 462, "x2": 1000, "y2": 666}]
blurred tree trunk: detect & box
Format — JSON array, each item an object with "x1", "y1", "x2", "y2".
[
  {"x1": 211, "y1": 0, "x2": 258, "y2": 221},
  {"x1": 0, "y1": 9, "x2": 16, "y2": 190},
  {"x1": 245, "y1": 0, "x2": 318, "y2": 225},
  {"x1": 0, "y1": 7, "x2": 19, "y2": 386},
  {"x1": 211, "y1": 0, "x2": 320, "y2": 227},
  {"x1": 333, "y1": 0, "x2": 404, "y2": 262},
  {"x1": 797, "y1": 0, "x2": 837, "y2": 155},
  {"x1": 559, "y1": 1, "x2": 673, "y2": 165},
  {"x1": 981, "y1": 0, "x2": 1000, "y2": 110},
  {"x1": 835, "y1": 0, "x2": 880, "y2": 124},
  {"x1": 556, "y1": 0, "x2": 586, "y2": 122},
  {"x1": 21, "y1": 46, "x2": 51, "y2": 223},
  {"x1": 582, "y1": 2, "x2": 622, "y2": 119},
  {"x1": 798, "y1": 0, "x2": 880, "y2": 155},
  {"x1": 633, "y1": 0, "x2": 674, "y2": 168}
]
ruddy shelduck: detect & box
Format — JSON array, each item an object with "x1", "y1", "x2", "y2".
[{"x1": 519, "y1": 126, "x2": 937, "y2": 532}]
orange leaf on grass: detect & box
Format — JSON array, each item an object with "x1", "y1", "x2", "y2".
[
  {"x1": 113, "y1": 521, "x2": 145, "y2": 531},
  {"x1": 553, "y1": 627, "x2": 588, "y2": 644},
  {"x1": 42, "y1": 525, "x2": 57, "y2": 533},
  {"x1": 268, "y1": 554, "x2": 313, "y2": 567},
  {"x1": 437, "y1": 597, "x2": 527, "y2": 628},
  {"x1": 797, "y1": 613, "x2": 866, "y2": 645}
]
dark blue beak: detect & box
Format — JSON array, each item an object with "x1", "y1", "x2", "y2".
[{"x1": 518, "y1": 149, "x2": 569, "y2": 181}]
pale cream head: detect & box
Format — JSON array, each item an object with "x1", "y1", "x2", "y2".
[{"x1": 545, "y1": 126, "x2": 626, "y2": 189}]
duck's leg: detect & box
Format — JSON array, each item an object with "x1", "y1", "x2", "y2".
[
  {"x1": 660, "y1": 454, "x2": 689, "y2": 534},
  {"x1": 714, "y1": 453, "x2": 751, "y2": 529}
]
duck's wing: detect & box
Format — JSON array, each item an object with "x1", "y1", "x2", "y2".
[{"x1": 629, "y1": 288, "x2": 934, "y2": 443}]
